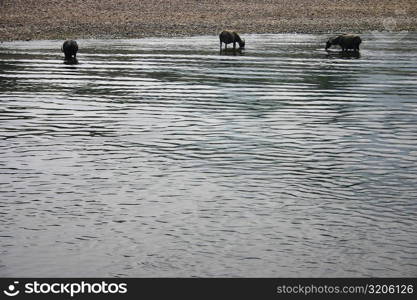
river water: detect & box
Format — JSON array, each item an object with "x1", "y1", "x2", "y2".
[{"x1": 1, "y1": 33, "x2": 417, "y2": 277}]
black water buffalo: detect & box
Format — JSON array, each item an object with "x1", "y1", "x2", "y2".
[
  {"x1": 219, "y1": 30, "x2": 245, "y2": 51},
  {"x1": 325, "y1": 34, "x2": 362, "y2": 52},
  {"x1": 61, "y1": 40, "x2": 79, "y2": 60}
]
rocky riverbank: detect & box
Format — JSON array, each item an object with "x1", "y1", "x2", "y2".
[{"x1": 1, "y1": 0, "x2": 416, "y2": 41}]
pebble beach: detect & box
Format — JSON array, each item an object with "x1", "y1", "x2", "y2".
[{"x1": 1, "y1": 0, "x2": 417, "y2": 41}]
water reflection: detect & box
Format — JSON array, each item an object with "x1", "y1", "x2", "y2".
[
  {"x1": 63, "y1": 58, "x2": 79, "y2": 65},
  {"x1": 219, "y1": 48, "x2": 245, "y2": 56},
  {"x1": 325, "y1": 50, "x2": 361, "y2": 59},
  {"x1": 0, "y1": 33, "x2": 417, "y2": 277}
]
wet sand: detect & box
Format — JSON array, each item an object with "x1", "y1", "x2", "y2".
[{"x1": 1, "y1": 0, "x2": 417, "y2": 41}]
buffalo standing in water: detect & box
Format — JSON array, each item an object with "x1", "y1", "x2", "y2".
[
  {"x1": 61, "y1": 40, "x2": 78, "y2": 60},
  {"x1": 219, "y1": 30, "x2": 245, "y2": 51},
  {"x1": 325, "y1": 34, "x2": 361, "y2": 52}
]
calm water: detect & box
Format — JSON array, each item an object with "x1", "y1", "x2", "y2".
[{"x1": 1, "y1": 33, "x2": 417, "y2": 277}]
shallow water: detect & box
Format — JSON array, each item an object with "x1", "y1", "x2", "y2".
[{"x1": 1, "y1": 33, "x2": 417, "y2": 277}]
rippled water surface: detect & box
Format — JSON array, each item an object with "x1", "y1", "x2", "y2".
[{"x1": 1, "y1": 33, "x2": 417, "y2": 277}]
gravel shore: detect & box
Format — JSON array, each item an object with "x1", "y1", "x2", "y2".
[{"x1": 1, "y1": 0, "x2": 417, "y2": 41}]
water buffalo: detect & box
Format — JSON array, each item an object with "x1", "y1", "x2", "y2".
[
  {"x1": 325, "y1": 34, "x2": 361, "y2": 52},
  {"x1": 61, "y1": 40, "x2": 78, "y2": 60},
  {"x1": 219, "y1": 30, "x2": 245, "y2": 51}
]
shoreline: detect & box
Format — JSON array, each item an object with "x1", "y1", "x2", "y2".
[
  {"x1": 1, "y1": 0, "x2": 417, "y2": 41},
  {"x1": 2, "y1": 30, "x2": 416, "y2": 44}
]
